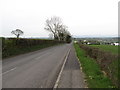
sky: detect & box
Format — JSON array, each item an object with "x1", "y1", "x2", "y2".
[{"x1": 0, "y1": 0, "x2": 119, "y2": 38}]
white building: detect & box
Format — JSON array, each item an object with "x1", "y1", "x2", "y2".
[
  {"x1": 114, "y1": 43, "x2": 119, "y2": 46},
  {"x1": 74, "y1": 41, "x2": 78, "y2": 43},
  {"x1": 83, "y1": 40, "x2": 87, "y2": 42}
]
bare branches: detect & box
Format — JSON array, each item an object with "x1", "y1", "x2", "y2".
[
  {"x1": 45, "y1": 16, "x2": 71, "y2": 43},
  {"x1": 45, "y1": 16, "x2": 62, "y2": 37}
]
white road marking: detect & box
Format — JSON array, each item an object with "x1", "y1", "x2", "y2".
[
  {"x1": 53, "y1": 48, "x2": 71, "y2": 89},
  {"x1": 2, "y1": 67, "x2": 17, "y2": 75},
  {"x1": 35, "y1": 52, "x2": 50, "y2": 60}
]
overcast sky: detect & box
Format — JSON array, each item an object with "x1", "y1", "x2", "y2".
[{"x1": 0, "y1": 0, "x2": 119, "y2": 38}]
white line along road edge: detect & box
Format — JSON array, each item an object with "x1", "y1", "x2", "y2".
[{"x1": 53, "y1": 48, "x2": 71, "y2": 89}]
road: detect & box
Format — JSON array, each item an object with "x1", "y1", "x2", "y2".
[
  {"x1": 57, "y1": 46, "x2": 86, "y2": 88},
  {"x1": 2, "y1": 43, "x2": 86, "y2": 88}
]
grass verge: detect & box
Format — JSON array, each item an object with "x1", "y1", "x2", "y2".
[{"x1": 74, "y1": 43, "x2": 115, "y2": 88}]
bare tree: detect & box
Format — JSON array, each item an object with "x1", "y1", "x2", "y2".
[
  {"x1": 45, "y1": 16, "x2": 72, "y2": 43},
  {"x1": 11, "y1": 29, "x2": 23, "y2": 38},
  {"x1": 44, "y1": 16, "x2": 62, "y2": 40},
  {"x1": 58, "y1": 25, "x2": 69, "y2": 41}
]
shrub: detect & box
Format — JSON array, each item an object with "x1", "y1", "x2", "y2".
[
  {"x1": 78, "y1": 43, "x2": 119, "y2": 87},
  {"x1": 2, "y1": 38, "x2": 65, "y2": 58}
]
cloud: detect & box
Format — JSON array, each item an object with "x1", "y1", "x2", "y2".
[{"x1": 1, "y1": 0, "x2": 118, "y2": 37}]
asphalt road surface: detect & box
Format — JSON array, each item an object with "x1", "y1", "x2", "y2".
[
  {"x1": 57, "y1": 46, "x2": 86, "y2": 88},
  {"x1": 2, "y1": 43, "x2": 86, "y2": 88}
]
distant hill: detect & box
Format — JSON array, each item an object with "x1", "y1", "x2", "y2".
[{"x1": 74, "y1": 37, "x2": 119, "y2": 43}]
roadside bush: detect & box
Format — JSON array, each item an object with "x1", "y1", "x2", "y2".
[
  {"x1": 2, "y1": 38, "x2": 65, "y2": 58},
  {"x1": 78, "y1": 43, "x2": 119, "y2": 87}
]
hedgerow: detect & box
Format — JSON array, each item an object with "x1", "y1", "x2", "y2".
[
  {"x1": 78, "y1": 43, "x2": 119, "y2": 87},
  {"x1": 2, "y1": 38, "x2": 65, "y2": 58}
]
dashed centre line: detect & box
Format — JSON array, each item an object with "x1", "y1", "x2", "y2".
[{"x1": 2, "y1": 67, "x2": 17, "y2": 75}]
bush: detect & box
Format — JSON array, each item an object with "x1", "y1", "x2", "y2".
[
  {"x1": 78, "y1": 44, "x2": 119, "y2": 87},
  {"x1": 74, "y1": 43, "x2": 114, "y2": 88},
  {"x1": 2, "y1": 38, "x2": 65, "y2": 58}
]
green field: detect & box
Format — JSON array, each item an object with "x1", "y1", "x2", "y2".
[
  {"x1": 89, "y1": 45, "x2": 118, "y2": 54},
  {"x1": 74, "y1": 43, "x2": 114, "y2": 88}
]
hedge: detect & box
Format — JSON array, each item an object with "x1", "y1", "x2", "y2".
[
  {"x1": 2, "y1": 38, "x2": 65, "y2": 58},
  {"x1": 78, "y1": 43, "x2": 119, "y2": 87}
]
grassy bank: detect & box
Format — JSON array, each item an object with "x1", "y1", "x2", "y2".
[
  {"x1": 89, "y1": 44, "x2": 119, "y2": 88},
  {"x1": 79, "y1": 44, "x2": 119, "y2": 87},
  {"x1": 74, "y1": 43, "x2": 114, "y2": 88},
  {"x1": 2, "y1": 38, "x2": 65, "y2": 59}
]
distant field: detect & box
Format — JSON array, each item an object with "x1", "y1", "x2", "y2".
[{"x1": 89, "y1": 45, "x2": 118, "y2": 54}]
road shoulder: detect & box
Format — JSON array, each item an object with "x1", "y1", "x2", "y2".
[{"x1": 57, "y1": 45, "x2": 86, "y2": 88}]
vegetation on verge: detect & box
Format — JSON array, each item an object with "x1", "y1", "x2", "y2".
[
  {"x1": 89, "y1": 44, "x2": 119, "y2": 88},
  {"x1": 2, "y1": 38, "x2": 65, "y2": 59},
  {"x1": 2, "y1": 16, "x2": 72, "y2": 59},
  {"x1": 79, "y1": 44, "x2": 119, "y2": 87},
  {"x1": 74, "y1": 43, "x2": 115, "y2": 88}
]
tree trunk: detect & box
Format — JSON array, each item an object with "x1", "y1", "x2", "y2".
[{"x1": 17, "y1": 34, "x2": 20, "y2": 38}]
